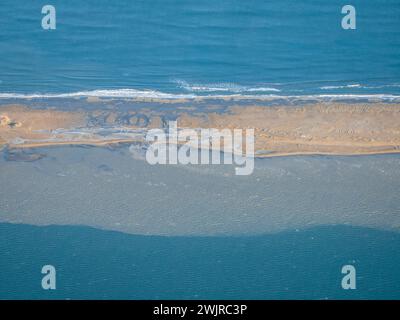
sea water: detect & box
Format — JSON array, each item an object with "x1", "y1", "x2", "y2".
[
  {"x1": 0, "y1": 0, "x2": 399, "y2": 97},
  {"x1": 1, "y1": 0, "x2": 400, "y2": 299}
]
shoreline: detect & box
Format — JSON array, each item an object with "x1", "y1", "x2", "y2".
[
  {"x1": 3, "y1": 139, "x2": 400, "y2": 160},
  {"x1": 1, "y1": 102, "x2": 400, "y2": 158}
]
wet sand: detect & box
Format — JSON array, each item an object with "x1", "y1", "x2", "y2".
[{"x1": 1, "y1": 102, "x2": 400, "y2": 157}]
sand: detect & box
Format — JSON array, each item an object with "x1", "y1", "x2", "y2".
[{"x1": 1, "y1": 103, "x2": 400, "y2": 157}]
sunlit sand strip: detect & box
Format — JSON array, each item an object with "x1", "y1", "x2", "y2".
[{"x1": 1, "y1": 103, "x2": 400, "y2": 157}]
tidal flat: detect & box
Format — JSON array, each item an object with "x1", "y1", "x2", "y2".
[{"x1": 1, "y1": 143, "x2": 399, "y2": 236}]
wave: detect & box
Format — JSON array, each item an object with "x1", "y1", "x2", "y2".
[
  {"x1": 320, "y1": 83, "x2": 400, "y2": 90},
  {"x1": 0, "y1": 89, "x2": 197, "y2": 99},
  {"x1": 320, "y1": 84, "x2": 362, "y2": 90},
  {"x1": 176, "y1": 79, "x2": 400, "y2": 94},
  {"x1": 0, "y1": 89, "x2": 400, "y2": 102},
  {"x1": 174, "y1": 80, "x2": 281, "y2": 93}
]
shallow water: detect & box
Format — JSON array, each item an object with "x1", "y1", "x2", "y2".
[{"x1": 1, "y1": 145, "x2": 399, "y2": 236}]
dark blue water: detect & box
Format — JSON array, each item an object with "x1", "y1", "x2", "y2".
[
  {"x1": 1, "y1": 0, "x2": 400, "y2": 97},
  {"x1": 1, "y1": 223, "x2": 399, "y2": 299}
]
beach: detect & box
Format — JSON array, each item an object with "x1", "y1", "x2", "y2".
[{"x1": 1, "y1": 101, "x2": 400, "y2": 158}]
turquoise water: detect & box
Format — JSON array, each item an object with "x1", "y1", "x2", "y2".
[
  {"x1": 1, "y1": 223, "x2": 400, "y2": 299},
  {"x1": 0, "y1": 0, "x2": 400, "y2": 97}
]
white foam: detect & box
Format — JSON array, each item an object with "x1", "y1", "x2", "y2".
[
  {"x1": 174, "y1": 80, "x2": 281, "y2": 93},
  {"x1": 0, "y1": 89, "x2": 197, "y2": 99},
  {"x1": 0, "y1": 89, "x2": 399, "y2": 102},
  {"x1": 246, "y1": 87, "x2": 281, "y2": 92},
  {"x1": 320, "y1": 84, "x2": 361, "y2": 90},
  {"x1": 320, "y1": 83, "x2": 400, "y2": 90}
]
